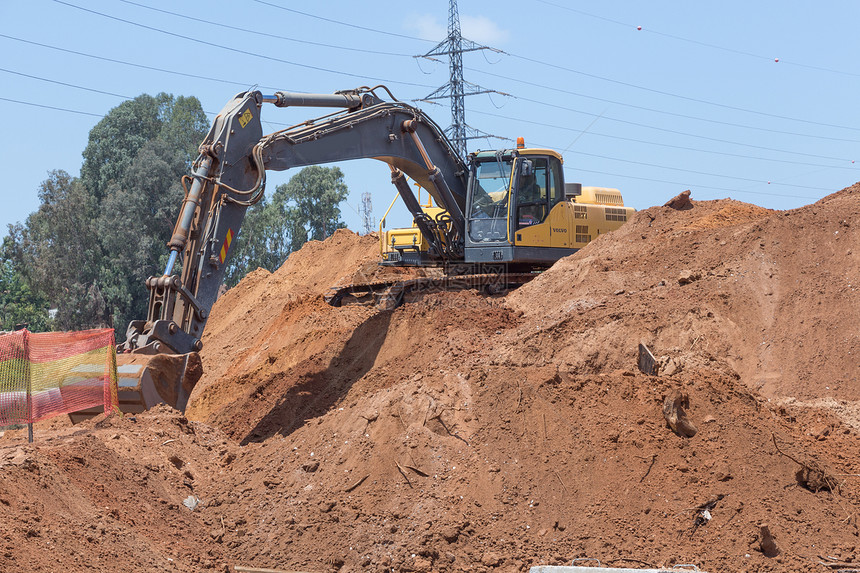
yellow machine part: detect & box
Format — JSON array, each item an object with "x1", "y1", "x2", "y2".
[
  {"x1": 575, "y1": 186, "x2": 626, "y2": 206},
  {"x1": 380, "y1": 205, "x2": 446, "y2": 262},
  {"x1": 514, "y1": 187, "x2": 633, "y2": 249}
]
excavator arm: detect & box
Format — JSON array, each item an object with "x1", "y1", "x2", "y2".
[{"x1": 122, "y1": 86, "x2": 468, "y2": 358}]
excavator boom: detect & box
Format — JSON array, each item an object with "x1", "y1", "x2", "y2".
[
  {"x1": 123, "y1": 87, "x2": 469, "y2": 357},
  {"x1": 85, "y1": 86, "x2": 474, "y2": 420}
]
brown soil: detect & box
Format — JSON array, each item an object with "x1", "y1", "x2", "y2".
[{"x1": 2, "y1": 186, "x2": 860, "y2": 572}]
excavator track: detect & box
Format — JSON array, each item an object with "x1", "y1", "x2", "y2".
[{"x1": 326, "y1": 272, "x2": 538, "y2": 309}]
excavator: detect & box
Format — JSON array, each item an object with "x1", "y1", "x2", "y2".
[{"x1": 72, "y1": 86, "x2": 633, "y2": 420}]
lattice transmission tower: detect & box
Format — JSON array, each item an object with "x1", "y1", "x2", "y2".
[
  {"x1": 417, "y1": 0, "x2": 506, "y2": 159},
  {"x1": 358, "y1": 191, "x2": 374, "y2": 235}
]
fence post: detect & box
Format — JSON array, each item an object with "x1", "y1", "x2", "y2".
[{"x1": 23, "y1": 329, "x2": 33, "y2": 443}]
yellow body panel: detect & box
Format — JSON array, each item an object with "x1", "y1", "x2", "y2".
[
  {"x1": 514, "y1": 217, "x2": 551, "y2": 247},
  {"x1": 505, "y1": 147, "x2": 563, "y2": 162},
  {"x1": 575, "y1": 186, "x2": 625, "y2": 206},
  {"x1": 549, "y1": 203, "x2": 570, "y2": 248},
  {"x1": 514, "y1": 188, "x2": 634, "y2": 249}
]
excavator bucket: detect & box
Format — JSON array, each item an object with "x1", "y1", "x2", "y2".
[{"x1": 68, "y1": 352, "x2": 202, "y2": 424}]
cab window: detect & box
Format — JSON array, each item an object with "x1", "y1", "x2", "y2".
[
  {"x1": 516, "y1": 157, "x2": 548, "y2": 229},
  {"x1": 468, "y1": 156, "x2": 513, "y2": 243}
]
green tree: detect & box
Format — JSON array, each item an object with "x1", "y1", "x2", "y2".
[
  {"x1": 10, "y1": 171, "x2": 105, "y2": 330},
  {"x1": 8, "y1": 94, "x2": 208, "y2": 334},
  {"x1": 80, "y1": 94, "x2": 171, "y2": 201},
  {"x1": 158, "y1": 95, "x2": 210, "y2": 165},
  {"x1": 96, "y1": 138, "x2": 192, "y2": 331},
  {"x1": 224, "y1": 166, "x2": 349, "y2": 287},
  {"x1": 0, "y1": 238, "x2": 51, "y2": 332},
  {"x1": 92, "y1": 95, "x2": 207, "y2": 332},
  {"x1": 273, "y1": 166, "x2": 349, "y2": 252}
]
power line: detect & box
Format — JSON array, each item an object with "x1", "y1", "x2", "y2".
[
  {"x1": 1, "y1": 81, "x2": 833, "y2": 200},
  {"x1": 469, "y1": 108, "x2": 856, "y2": 171},
  {"x1": 0, "y1": 33, "x2": 280, "y2": 91},
  {"x1": 567, "y1": 165, "x2": 820, "y2": 200},
  {"x1": 506, "y1": 52, "x2": 860, "y2": 133},
  {"x1": 0, "y1": 96, "x2": 103, "y2": 118},
  {"x1": 50, "y1": 0, "x2": 436, "y2": 90},
  {"x1": 234, "y1": 2, "x2": 860, "y2": 132},
  {"x1": 3, "y1": 60, "x2": 850, "y2": 200},
  {"x1": 0, "y1": 93, "x2": 834, "y2": 203},
  {"x1": 0, "y1": 91, "x2": 313, "y2": 131},
  {"x1": 465, "y1": 113, "x2": 838, "y2": 192},
  {"x1": 567, "y1": 149, "x2": 833, "y2": 192},
  {"x1": 11, "y1": 22, "x2": 852, "y2": 156},
  {"x1": 7, "y1": 3, "x2": 853, "y2": 203},
  {"x1": 159, "y1": 1, "x2": 850, "y2": 157},
  {"x1": 533, "y1": 0, "x2": 860, "y2": 79},
  {"x1": 467, "y1": 66, "x2": 860, "y2": 143},
  {"x1": 532, "y1": 0, "x2": 771, "y2": 61},
  {"x1": 0, "y1": 69, "x2": 301, "y2": 128},
  {"x1": 10, "y1": 31, "x2": 849, "y2": 171},
  {"x1": 249, "y1": 0, "x2": 434, "y2": 43},
  {"x1": 0, "y1": 83, "x2": 824, "y2": 201},
  {"x1": 514, "y1": 95, "x2": 856, "y2": 163},
  {"x1": 116, "y1": 0, "x2": 415, "y2": 58},
  {"x1": 0, "y1": 67, "x2": 131, "y2": 100},
  {"x1": 5, "y1": 35, "x2": 852, "y2": 179}
]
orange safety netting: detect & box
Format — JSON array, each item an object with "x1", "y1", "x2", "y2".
[{"x1": 0, "y1": 328, "x2": 119, "y2": 426}]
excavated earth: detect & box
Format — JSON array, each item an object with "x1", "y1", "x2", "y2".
[{"x1": 2, "y1": 184, "x2": 860, "y2": 573}]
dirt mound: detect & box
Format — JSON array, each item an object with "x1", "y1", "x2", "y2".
[
  {"x1": 188, "y1": 229, "x2": 439, "y2": 419},
  {"x1": 0, "y1": 407, "x2": 236, "y2": 572},
  {"x1": 509, "y1": 188, "x2": 860, "y2": 404},
  {"x1": 2, "y1": 187, "x2": 860, "y2": 572}
]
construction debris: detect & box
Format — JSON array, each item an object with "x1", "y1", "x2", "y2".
[
  {"x1": 677, "y1": 269, "x2": 701, "y2": 285},
  {"x1": 689, "y1": 494, "x2": 725, "y2": 537},
  {"x1": 662, "y1": 390, "x2": 698, "y2": 437},
  {"x1": 772, "y1": 434, "x2": 841, "y2": 493},
  {"x1": 637, "y1": 342, "x2": 659, "y2": 375},
  {"x1": 664, "y1": 189, "x2": 694, "y2": 210}
]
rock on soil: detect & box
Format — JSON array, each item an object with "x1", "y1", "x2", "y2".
[{"x1": 2, "y1": 186, "x2": 860, "y2": 572}]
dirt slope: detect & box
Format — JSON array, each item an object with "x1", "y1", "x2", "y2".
[
  {"x1": 2, "y1": 185, "x2": 859, "y2": 573},
  {"x1": 510, "y1": 186, "x2": 860, "y2": 405}
]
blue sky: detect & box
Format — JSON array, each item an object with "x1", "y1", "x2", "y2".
[{"x1": 2, "y1": 0, "x2": 859, "y2": 239}]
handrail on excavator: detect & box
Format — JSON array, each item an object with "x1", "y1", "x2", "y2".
[
  {"x1": 378, "y1": 182, "x2": 436, "y2": 257},
  {"x1": 379, "y1": 191, "x2": 400, "y2": 256}
]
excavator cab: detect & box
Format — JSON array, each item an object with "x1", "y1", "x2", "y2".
[
  {"x1": 466, "y1": 153, "x2": 514, "y2": 244},
  {"x1": 462, "y1": 148, "x2": 569, "y2": 266}
]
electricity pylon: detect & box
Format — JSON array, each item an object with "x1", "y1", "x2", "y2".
[{"x1": 417, "y1": 0, "x2": 507, "y2": 159}]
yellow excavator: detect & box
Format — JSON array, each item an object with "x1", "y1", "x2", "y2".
[
  {"x1": 87, "y1": 86, "x2": 632, "y2": 419},
  {"x1": 377, "y1": 146, "x2": 629, "y2": 268}
]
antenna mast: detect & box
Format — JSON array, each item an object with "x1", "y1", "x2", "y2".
[{"x1": 359, "y1": 191, "x2": 374, "y2": 235}]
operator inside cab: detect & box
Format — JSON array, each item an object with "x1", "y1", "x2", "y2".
[{"x1": 516, "y1": 158, "x2": 548, "y2": 229}]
